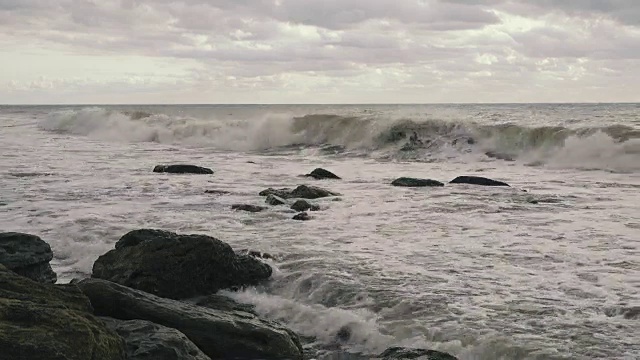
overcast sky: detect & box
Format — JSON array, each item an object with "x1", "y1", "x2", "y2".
[{"x1": 1, "y1": 0, "x2": 639, "y2": 104}]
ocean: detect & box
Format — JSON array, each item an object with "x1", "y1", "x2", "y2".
[{"x1": 1, "y1": 103, "x2": 639, "y2": 359}]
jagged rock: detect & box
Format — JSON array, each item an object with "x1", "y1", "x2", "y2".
[
  {"x1": 258, "y1": 187, "x2": 292, "y2": 198},
  {"x1": 0, "y1": 265, "x2": 126, "y2": 360},
  {"x1": 305, "y1": 168, "x2": 341, "y2": 180},
  {"x1": 231, "y1": 204, "x2": 267, "y2": 213},
  {"x1": 91, "y1": 229, "x2": 272, "y2": 299},
  {"x1": 449, "y1": 175, "x2": 510, "y2": 187},
  {"x1": 378, "y1": 346, "x2": 458, "y2": 360},
  {"x1": 292, "y1": 212, "x2": 311, "y2": 221},
  {"x1": 77, "y1": 278, "x2": 303, "y2": 360},
  {"x1": 290, "y1": 199, "x2": 320, "y2": 212},
  {"x1": 0, "y1": 232, "x2": 57, "y2": 283},
  {"x1": 99, "y1": 318, "x2": 210, "y2": 360},
  {"x1": 391, "y1": 177, "x2": 444, "y2": 187},
  {"x1": 265, "y1": 194, "x2": 286, "y2": 206},
  {"x1": 153, "y1": 165, "x2": 213, "y2": 175}
]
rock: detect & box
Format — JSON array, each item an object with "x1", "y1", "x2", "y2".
[
  {"x1": 0, "y1": 264, "x2": 126, "y2": 360},
  {"x1": 231, "y1": 204, "x2": 267, "y2": 213},
  {"x1": 153, "y1": 165, "x2": 213, "y2": 175},
  {"x1": 305, "y1": 168, "x2": 341, "y2": 180},
  {"x1": 194, "y1": 293, "x2": 257, "y2": 315},
  {"x1": 378, "y1": 346, "x2": 458, "y2": 360},
  {"x1": 292, "y1": 212, "x2": 311, "y2": 221},
  {"x1": 99, "y1": 318, "x2": 210, "y2": 360},
  {"x1": 0, "y1": 232, "x2": 57, "y2": 283},
  {"x1": 259, "y1": 187, "x2": 292, "y2": 198},
  {"x1": 77, "y1": 278, "x2": 303, "y2": 360},
  {"x1": 391, "y1": 177, "x2": 444, "y2": 187},
  {"x1": 290, "y1": 185, "x2": 339, "y2": 199},
  {"x1": 238, "y1": 249, "x2": 275, "y2": 261},
  {"x1": 485, "y1": 151, "x2": 515, "y2": 161},
  {"x1": 449, "y1": 175, "x2": 510, "y2": 187},
  {"x1": 290, "y1": 199, "x2": 320, "y2": 212},
  {"x1": 92, "y1": 229, "x2": 272, "y2": 299},
  {"x1": 265, "y1": 194, "x2": 286, "y2": 206},
  {"x1": 204, "y1": 189, "x2": 229, "y2": 195}
]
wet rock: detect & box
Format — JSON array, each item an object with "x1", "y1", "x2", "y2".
[
  {"x1": 238, "y1": 249, "x2": 275, "y2": 261},
  {"x1": 290, "y1": 185, "x2": 339, "y2": 199},
  {"x1": 77, "y1": 278, "x2": 303, "y2": 360},
  {"x1": 265, "y1": 194, "x2": 286, "y2": 206},
  {"x1": 0, "y1": 265, "x2": 126, "y2": 360},
  {"x1": 153, "y1": 165, "x2": 213, "y2": 175},
  {"x1": 259, "y1": 187, "x2": 292, "y2": 198},
  {"x1": 92, "y1": 229, "x2": 272, "y2": 299},
  {"x1": 0, "y1": 232, "x2": 57, "y2": 283},
  {"x1": 449, "y1": 175, "x2": 510, "y2": 187},
  {"x1": 194, "y1": 293, "x2": 257, "y2": 315},
  {"x1": 100, "y1": 318, "x2": 210, "y2": 360},
  {"x1": 305, "y1": 168, "x2": 341, "y2": 180},
  {"x1": 485, "y1": 151, "x2": 515, "y2": 161},
  {"x1": 293, "y1": 212, "x2": 311, "y2": 221},
  {"x1": 204, "y1": 189, "x2": 229, "y2": 195},
  {"x1": 291, "y1": 199, "x2": 320, "y2": 212},
  {"x1": 231, "y1": 204, "x2": 267, "y2": 213},
  {"x1": 378, "y1": 346, "x2": 458, "y2": 360},
  {"x1": 391, "y1": 177, "x2": 444, "y2": 187}
]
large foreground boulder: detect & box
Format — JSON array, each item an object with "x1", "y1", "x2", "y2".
[
  {"x1": 100, "y1": 318, "x2": 210, "y2": 360},
  {"x1": 0, "y1": 265, "x2": 126, "y2": 360},
  {"x1": 92, "y1": 229, "x2": 272, "y2": 299},
  {"x1": 0, "y1": 232, "x2": 57, "y2": 283},
  {"x1": 304, "y1": 168, "x2": 341, "y2": 180},
  {"x1": 449, "y1": 176, "x2": 510, "y2": 187},
  {"x1": 153, "y1": 165, "x2": 213, "y2": 175},
  {"x1": 391, "y1": 177, "x2": 444, "y2": 187},
  {"x1": 379, "y1": 347, "x2": 458, "y2": 360},
  {"x1": 78, "y1": 279, "x2": 303, "y2": 360}
]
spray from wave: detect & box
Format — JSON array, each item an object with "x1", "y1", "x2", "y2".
[{"x1": 37, "y1": 107, "x2": 640, "y2": 172}]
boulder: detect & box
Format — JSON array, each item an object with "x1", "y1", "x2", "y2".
[
  {"x1": 391, "y1": 177, "x2": 444, "y2": 187},
  {"x1": 194, "y1": 293, "x2": 257, "y2": 315},
  {"x1": 153, "y1": 165, "x2": 213, "y2": 175},
  {"x1": 449, "y1": 176, "x2": 510, "y2": 187},
  {"x1": 289, "y1": 185, "x2": 339, "y2": 199},
  {"x1": 290, "y1": 199, "x2": 320, "y2": 212},
  {"x1": 0, "y1": 265, "x2": 126, "y2": 360},
  {"x1": 99, "y1": 318, "x2": 210, "y2": 360},
  {"x1": 91, "y1": 229, "x2": 272, "y2": 299},
  {"x1": 77, "y1": 278, "x2": 303, "y2": 360},
  {"x1": 292, "y1": 212, "x2": 311, "y2": 221},
  {"x1": 231, "y1": 204, "x2": 267, "y2": 213},
  {"x1": 265, "y1": 194, "x2": 286, "y2": 206},
  {"x1": 0, "y1": 232, "x2": 57, "y2": 283},
  {"x1": 305, "y1": 168, "x2": 341, "y2": 180},
  {"x1": 378, "y1": 347, "x2": 458, "y2": 360},
  {"x1": 258, "y1": 187, "x2": 292, "y2": 198}
]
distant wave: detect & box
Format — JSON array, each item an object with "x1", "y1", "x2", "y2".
[{"x1": 38, "y1": 107, "x2": 640, "y2": 172}]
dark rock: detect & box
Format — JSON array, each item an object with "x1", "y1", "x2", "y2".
[
  {"x1": 195, "y1": 293, "x2": 257, "y2": 315},
  {"x1": 231, "y1": 204, "x2": 267, "y2": 213},
  {"x1": 0, "y1": 232, "x2": 57, "y2": 283},
  {"x1": 485, "y1": 151, "x2": 515, "y2": 161},
  {"x1": 204, "y1": 189, "x2": 229, "y2": 195},
  {"x1": 259, "y1": 187, "x2": 292, "y2": 198},
  {"x1": 305, "y1": 168, "x2": 341, "y2": 180},
  {"x1": 391, "y1": 177, "x2": 444, "y2": 187},
  {"x1": 153, "y1": 165, "x2": 213, "y2": 175},
  {"x1": 238, "y1": 249, "x2": 275, "y2": 261},
  {"x1": 77, "y1": 278, "x2": 303, "y2": 360},
  {"x1": 265, "y1": 194, "x2": 286, "y2": 206},
  {"x1": 290, "y1": 185, "x2": 339, "y2": 199},
  {"x1": 449, "y1": 176, "x2": 510, "y2": 187},
  {"x1": 0, "y1": 265, "x2": 126, "y2": 360},
  {"x1": 379, "y1": 346, "x2": 458, "y2": 360},
  {"x1": 99, "y1": 318, "x2": 210, "y2": 360},
  {"x1": 290, "y1": 199, "x2": 320, "y2": 212},
  {"x1": 92, "y1": 229, "x2": 272, "y2": 299},
  {"x1": 293, "y1": 212, "x2": 311, "y2": 221}
]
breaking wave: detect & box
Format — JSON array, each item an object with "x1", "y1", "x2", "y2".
[{"x1": 38, "y1": 107, "x2": 640, "y2": 172}]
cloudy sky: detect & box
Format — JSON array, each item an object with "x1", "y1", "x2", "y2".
[{"x1": 1, "y1": 0, "x2": 639, "y2": 104}]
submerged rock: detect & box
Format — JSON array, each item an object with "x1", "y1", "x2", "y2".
[
  {"x1": 0, "y1": 265, "x2": 126, "y2": 360},
  {"x1": 259, "y1": 187, "x2": 292, "y2": 198},
  {"x1": 265, "y1": 194, "x2": 286, "y2": 206},
  {"x1": 305, "y1": 168, "x2": 341, "y2": 180},
  {"x1": 92, "y1": 229, "x2": 272, "y2": 299},
  {"x1": 449, "y1": 175, "x2": 510, "y2": 187},
  {"x1": 231, "y1": 204, "x2": 267, "y2": 213},
  {"x1": 379, "y1": 346, "x2": 458, "y2": 360},
  {"x1": 260, "y1": 185, "x2": 339, "y2": 199},
  {"x1": 391, "y1": 177, "x2": 444, "y2": 187},
  {"x1": 485, "y1": 151, "x2": 515, "y2": 161},
  {"x1": 204, "y1": 189, "x2": 230, "y2": 195},
  {"x1": 99, "y1": 318, "x2": 210, "y2": 360},
  {"x1": 293, "y1": 212, "x2": 311, "y2": 221},
  {"x1": 0, "y1": 232, "x2": 57, "y2": 283},
  {"x1": 77, "y1": 278, "x2": 303, "y2": 360},
  {"x1": 153, "y1": 165, "x2": 213, "y2": 175},
  {"x1": 291, "y1": 199, "x2": 320, "y2": 212}
]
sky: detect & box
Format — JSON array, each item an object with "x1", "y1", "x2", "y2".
[{"x1": 1, "y1": 0, "x2": 639, "y2": 104}]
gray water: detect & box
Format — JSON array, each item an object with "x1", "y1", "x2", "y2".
[{"x1": 1, "y1": 104, "x2": 639, "y2": 359}]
